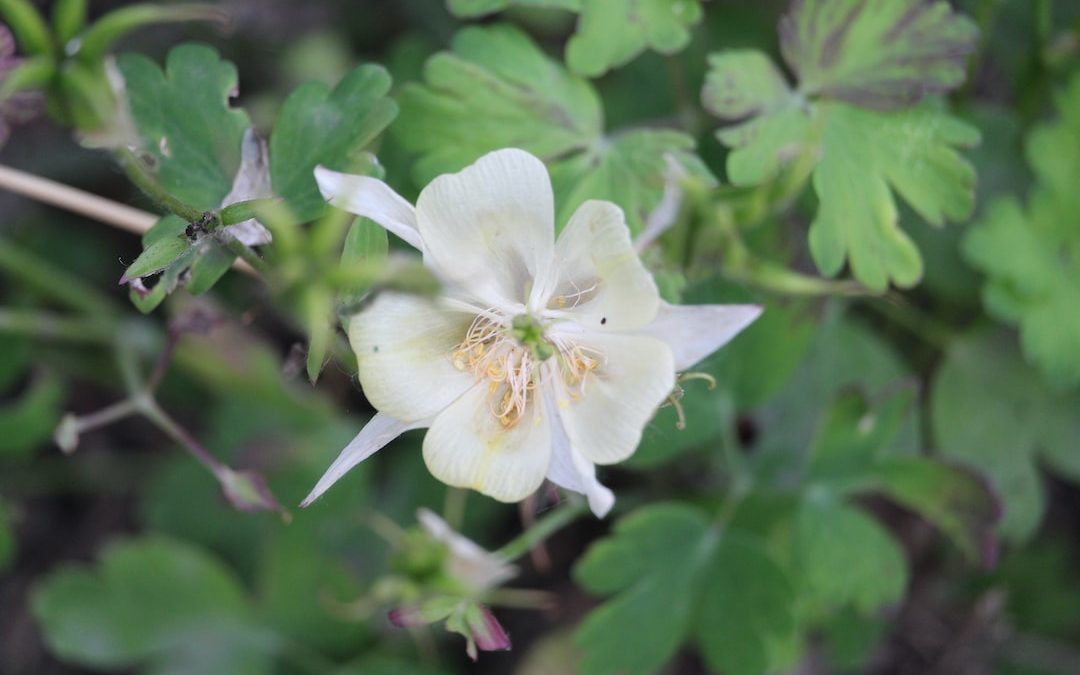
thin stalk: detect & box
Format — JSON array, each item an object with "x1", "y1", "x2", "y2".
[
  {"x1": 67, "y1": 398, "x2": 140, "y2": 434},
  {"x1": 494, "y1": 500, "x2": 587, "y2": 562},
  {"x1": 443, "y1": 487, "x2": 468, "y2": 531},
  {"x1": 136, "y1": 395, "x2": 224, "y2": 476},
  {"x1": 867, "y1": 294, "x2": 955, "y2": 349},
  {"x1": 0, "y1": 163, "x2": 259, "y2": 277},
  {"x1": 0, "y1": 163, "x2": 158, "y2": 235},
  {"x1": 221, "y1": 236, "x2": 268, "y2": 276}
]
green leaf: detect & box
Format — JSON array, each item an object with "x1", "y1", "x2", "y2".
[
  {"x1": 549, "y1": 128, "x2": 709, "y2": 233},
  {"x1": 808, "y1": 102, "x2": 978, "y2": 291},
  {"x1": 702, "y1": 50, "x2": 793, "y2": 121},
  {"x1": 806, "y1": 387, "x2": 916, "y2": 487},
  {"x1": 794, "y1": 492, "x2": 907, "y2": 614},
  {"x1": 575, "y1": 503, "x2": 794, "y2": 675},
  {"x1": 994, "y1": 541, "x2": 1080, "y2": 640},
  {"x1": 120, "y1": 233, "x2": 188, "y2": 283},
  {"x1": 270, "y1": 64, "x2": 398, "y2": 222},
  {"x1": 117, "y1": 43, "x2": 250, "y2": 209},
  {"x1": 0, "y1": 375, "x2": 65, "y2": 458},
  {"x1": 447, "y1": 0, "x2": 581, "y2": 17},
  {"x1": 822, "y1": 608, "x2": 886, "y2": 671},
  {"x1": 780, "y1": 0, "x2": 977, "y2": 110},
  {"x1": 963, "y1": 75, "x2": 1080, "y2": 389},
  {"x1": 759, "y1": 308, "x2": 914, "y2": 459},
  {"x1": 930, "y1": 330, "x2": 1080, "y2": 542},
  {"x1": 705, "y1": 0, "x2": 980, "y2": 292},
  {"x1": 32, "y1": 537, "x2": 277, "y2": 673},
  {"x1": 184, "y1": 238, "x2": 236, "y2": 294},
  {"x1": 801, "y1": 386, "x2": 998, "y2": 563},
  {"x1": 397, "y1": 24, "x2": 600, "y2": 181},
  {"x1": 694, "y1": 534, "x2": 797, "y2": 675},
  {"x1": 868, "y1": 457, "x2": 999, "y2": 564},
  {"x1": 340, "y1": 217, "x2": 388, "y2": 304},
  {"x1": 51, "y1": 0, "x2": 87, "y2": 45},
  {"x1": 397, "y1": 24, "x2": 704, "y2": 233},
  {"x1": 565, "y1": 0, "x2": 703, "y2": 78}
]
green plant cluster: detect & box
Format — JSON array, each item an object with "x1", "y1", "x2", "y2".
[{"x1": 0, "y1": 0, "x2": 1078, "y2": 674}]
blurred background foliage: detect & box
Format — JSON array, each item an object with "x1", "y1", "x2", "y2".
[{"x1": 0, "y1": 0, "x2": 1079, "y2": 674}]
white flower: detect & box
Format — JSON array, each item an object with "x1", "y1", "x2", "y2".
[{"x1": 301, "y1": 149, "x2": 760, "y2": 516}]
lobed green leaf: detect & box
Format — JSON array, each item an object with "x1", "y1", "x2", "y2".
[
  {"x1": 930, "y1": 330, "x2": 1080, "y2": 542},
  {"x1": 398, "y1": 24, "x2": 706, "y2": 233},
  {"x1": 117, "y1": 44, "x2": 250, "y2": 210},
  {"x1": 270, "y1": 64, "x2": 398, "y2": 223},
  {"x1": 565, "y1": 0, "x2": 703, "y2": 78}
]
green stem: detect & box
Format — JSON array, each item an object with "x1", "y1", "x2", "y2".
[
  {"x1": 116, "y1": 148, "x2": 207, "y2": 224},
  {"x1": 443, "y1": 487, "x2": 468, "y2": 531},
  {"x1": 222, "y1": 236, "x2": 269, "y2": 276},
  {"x1": 69, "y1": 398, "x2": 140, "y2": 434},
  {"x1": 865, "y1": 294, "x2": 955, "y2": 349},
  {"x1": 0, "y1": 307, "x2": 115, "y2": 343},
  {"x1": 494, "y1": 500, "x2": 587, "y2": 562}
]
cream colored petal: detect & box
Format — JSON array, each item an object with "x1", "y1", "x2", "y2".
[
  {"x1": 554, "y1": 332, "x2": 675, "y2": 465},
  {"x1": 301, "y1": 413, "x2": 425, "y2": 507},
  {"x1": 423, "y1": 384, "x2": 552, "y2": 503},
  {"x1": 349, "y1": 292, "x2": 475, "y2": 422},
  {"x1": 544, "y1": 200, "x2": 659, "y2": 331},
  {"x1": 545, "y1": 391, "x2": 615, "y2": 517},
  {"x1": 416, "y1": 149, "x2": 555, "y2": 310},
  {"x1": 642, "y1": 301, "x2": 762, "y2": 370},
  {"x1": 314, "y1": 166, "x2": 423, "y2": 250}
]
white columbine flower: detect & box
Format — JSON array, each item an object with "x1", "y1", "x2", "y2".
[{"x1": 301, "y1": 149, "x2": 760, "y2": 517}]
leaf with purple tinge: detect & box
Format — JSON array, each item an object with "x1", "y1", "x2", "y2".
[
  {"x1": 702, "y1": 0, "x2": 980, "y2": 292},
  {"x1": 780, "y1": 0, "x2": 978, "y2": 110}
]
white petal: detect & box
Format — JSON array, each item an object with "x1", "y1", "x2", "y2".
[
  {"x1": 544, "y1": 200, "x2": 659, "y2": 331},
  {"x1": 349, "y1": 292, "x2": 475, "y2": 422},
  {"x1": 545, "y1": 394, "x2": 615, "y2": 517},
  {"x1": 554, "y1": 333, "x2": 675, "y2": 465},
  {"x1": 642, "y1": 302, "x2": 762, "y2": 370},
  {"x1": 314, "y1": 166, "x2": 423, "y2": 250},
  {"x1": 423, "y1": 384, "x2": 552, "y2": 503},
  {"x1": 415, "y1": 149, "x2": 555, "y2": 310},
  {"x1": 301, "y1": 413, "x2": 424, "y2": 506},
  {"x1": 222, "y1": 129, "x2": 273, "y2": 246}
]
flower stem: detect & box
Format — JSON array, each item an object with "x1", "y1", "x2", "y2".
[
  {"x1": 135, "y1": 394, "x2": 225, "y2": 477},
  {"x1": 221, "y1": 236, "x2": 268, "y2": 276},
  {"x1": 494, "y1": 500, "x2": 587, "y2": 562},
  {"x1": 443, "y1": 487, "x2": 468, "y2": 531},
  {"x1": 68, "y1": 398, "x2": 140, "y2": 434}
]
